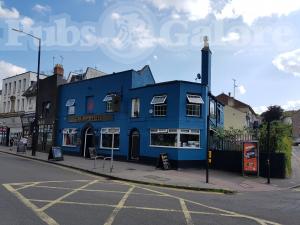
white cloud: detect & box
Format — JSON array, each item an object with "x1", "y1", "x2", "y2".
[
  {"x1": 33, "y1": 4, "x2": 51, "y2": 14},
  {"x1": 153, "y1": 55, "x2": 158, "y2": 60},
  {"x1": 84, "y1": 0, "x2": 96, "y2": 3},
  {"x1": 221, "y1": 32, "x2": 240, "y2": 42},
  {"x1": 0, "y1": 1, "x2": 19, "y2": 19},
  {"x1": 20, "y1": 17, "x2": 34, "y2": 28},
  {"x1": 272, "y1": 49, "x2": 300, "y2": 77},
  {"x1": 0, "y1": 60, "x2": 26, "y2": 85},
  {"x1": 254, "y1": 100, "x2": 300, "y2": 114},
  {"x1": 282, "y1": 100, "x2": 300, "y2": 111},
  {"x1": 253, "y1": 106, "x2": 268, "y2": 114},
  {"x1": 238, "y1": 85, "x2": 246, "y2": 95},
  {"x1": 147, "y1": 0, "x2": 300, "y2": 25},
  {"x1": 216, "y1": 0, "x2": 300, "y2": 25},
  {"x1": 111, "y1": 12, "x2": 121, "y2": 20},
  {"x1": 171, "y1": 12, "x2": 181, "y2": 19},
  {"x1": 146, "y1": 0, "x2": 211, "y2": 20}
]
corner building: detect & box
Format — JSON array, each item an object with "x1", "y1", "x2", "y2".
[{"x1": 56, "y1": 41, "x2": 224, "y2": 167}]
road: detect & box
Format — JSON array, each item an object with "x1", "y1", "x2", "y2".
[{"x1": 0, "y1": 152, "x2": 299, "y2": 225}]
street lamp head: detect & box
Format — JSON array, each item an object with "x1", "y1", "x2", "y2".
[{"x1": 11, "y1": 28, "x2": 22, "y2": 32}]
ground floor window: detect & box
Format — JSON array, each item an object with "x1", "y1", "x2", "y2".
[
  {"x1": 150, "y1": 128, "x2": 200, "y2": 148},
  {"x1": 100, "y1": 128, "x2": 120, "y2": 150},
  {"x1": 62, "y1": 128, "x2": 77, "y2": 147}
]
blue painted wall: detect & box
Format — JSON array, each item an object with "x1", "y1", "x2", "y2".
[{"x1": 56, "y1": 68, "x2": 223, "y2": 163}]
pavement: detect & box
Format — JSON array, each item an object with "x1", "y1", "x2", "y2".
[
  {"x1": 2, "y1": 152, "x2": 299, "y2": 225},
  {"x1": 1, "y1": 145, "x2": 300, "y2": 193}
]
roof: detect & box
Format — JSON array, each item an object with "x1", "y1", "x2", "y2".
[
  {"x1": 284, "y1": 110, "x2": 300, "y2": 118},
  {"x1": 67, "y1": 67, "x2": 107, "y2": 83},
  {"x1": 22, "y1": 82, "x2": 37, "y2": 97},
  {"x1": 2, "y1": 71, "x2": 47, "y2": 81},
  {"x1": 216, "y1": 93, "x2": 256, "y2": 115},
  {"x1": 130, "y1": 80, "x2": 204, "y2": 90}
]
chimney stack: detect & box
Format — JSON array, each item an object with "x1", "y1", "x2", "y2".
[
  {"x1": 54, "y1": 64, "x2": 64, "y2": 76},
  {"x1": 201, "y1": 36, "x2": 211, "y2": 91}
]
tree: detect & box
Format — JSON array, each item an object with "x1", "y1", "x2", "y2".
[{"x1": 261, "y1": 105, "x2": 283, "y2": 123}]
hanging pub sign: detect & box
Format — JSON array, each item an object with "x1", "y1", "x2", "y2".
[
  {"x1": 48, "y1": 147, "x2": 64, "y2": 161},
  {"x1": 243, "y1": 141, "x2": 259, "y2": 176}
]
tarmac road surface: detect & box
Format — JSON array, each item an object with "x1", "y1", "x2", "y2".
[{"x1": 0, "y1": 152, "x2": 299, "y2": 225}]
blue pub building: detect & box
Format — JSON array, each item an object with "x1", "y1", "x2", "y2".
[{"x1": 56, "y1": 38, "x2": 224, "y2": 167}]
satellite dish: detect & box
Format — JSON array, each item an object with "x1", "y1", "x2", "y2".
[{"x1": 197, "y1": 73, "x2": 201, "y2": 80}]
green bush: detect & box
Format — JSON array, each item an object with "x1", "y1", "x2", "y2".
[{"x1": 259, "y1": 121, "x2": 293, "y2": 177}]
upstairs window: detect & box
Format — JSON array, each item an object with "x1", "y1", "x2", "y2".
[
  {"x1": 217, "y1": 104, "x2": 222, "y2": 123},
  {"x1": 103, "y1": 94, "x2": 115, "y2": 112},
  {"x1": 186, "y1": 94, "x2": 203, "y2": 117},
  {"x1": 66, "y1": 99, "x2": 75, "y2": 115},
  {"x1": 151, "y1": 95, "x2": 167, "y2": 116},
  {"x1": 86, "y1": 96, "x2": 95, "y2": 114},
  {"x1": 131, "y1": 98, "x2": 140, "y2": 118}
]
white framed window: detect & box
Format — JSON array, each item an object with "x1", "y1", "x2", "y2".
[
  {"x1": 106, "y1": 101, "x2": 113, "y2": 112},
  {"x1": 103, "y1": 94, "x2": 115, "y2": 112},
  {"x1": 186, "y1": 94, "x2": 203, "y2": 117},
  {"x1": 151, "y1": 95, "x2": 167, "y2": 117},
  {"x1": 62, "y1": 128, "x2": 78, "y2": 147},
  {"x1": 100, "y1": 128, "x2": 120, "y2": 150},
  {"x1": 150, "y1": 128, "x2": 200, "y2": 149},
  {"x1": 23, "y1": 78, "x2": 26, "y2": 91},
  {"x1": 18, "y1": 80, "x2": 21, "y2": 93},
  {"x1": 131, "y1": 98, "x2": 140, "y2": 117},
  {"x1": 66, "y1": 99, "x2": 75, "y2": 115}
]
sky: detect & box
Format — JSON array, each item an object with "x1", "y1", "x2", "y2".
[{"x1": 0, "y1": 0, "x2": 300, "y2": 114}]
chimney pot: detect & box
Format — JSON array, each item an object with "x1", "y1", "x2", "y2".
[{"x1": 54, "y1": 64, "x2": 64, "y2": 76}]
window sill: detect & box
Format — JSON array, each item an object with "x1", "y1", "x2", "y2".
[
  {"x1": 62, "y1": 145, "x2": 77, "y2": 148},
  {"x1": 186, "y1": 115, "x2": 201, "y2": 118},
  {"x1": 99, "y1": 147, "x2": 120, "y2": 151},
  {"x1": 150, "y1": 145, "x2": 200, "y2": 149}
]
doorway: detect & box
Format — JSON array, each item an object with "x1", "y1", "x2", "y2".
[
  {"x1": 129, "y1": 129, "x2": 140, "y2": 160},
  {"x1": 81, "y1": 126, "x2": 95, "y2": 158}
]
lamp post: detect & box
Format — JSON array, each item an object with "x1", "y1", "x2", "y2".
[{"x1": 11, "y1": 28, "x2": 41, "y2": 156}]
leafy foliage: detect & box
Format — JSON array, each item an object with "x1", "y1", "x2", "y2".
[
  {"x1": 261, "y1": 105, "x2": 283, "y2": 123},
  {"x1": 259, "y1": 121, "x2": 293, "y2": 177}
]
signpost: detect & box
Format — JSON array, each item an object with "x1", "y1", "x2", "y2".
[
  {"x1": 48, "y1": 147, "x2": 64, "y2": 161},
  {"x1": 157, "y1": 153, "x2": 170, "y2": 170},
  {"x1": 242, "y1": 141, "x2": 259, "y2": 176}
]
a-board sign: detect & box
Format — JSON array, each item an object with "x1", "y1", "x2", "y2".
[
  {"x1": 89, "y1": 147, "x2": 97, "y2": 159},
  {"x1": 243, "y1": 141, "x2": 259, "y2": 175},
  {"x1": 48, "y1": 147, "x2": 64, "y2": 161},
  {"x1": 157, "y1": 153, "x2": 170, "y2": 170},
  {"x1": 17, "y1": 142, "x2": 26, "y2": 154}
]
